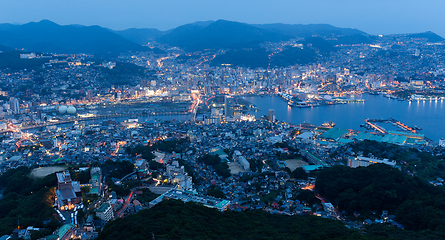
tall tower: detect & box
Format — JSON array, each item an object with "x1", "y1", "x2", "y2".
[
  {"x1": 87, "y1": 89, "x2": 93, "y2": 102},
  {"x1": 268, "y1": 109, "x2": 275, "y2": 122},
  {"x1": 224, "y1": 95, "x2": 234, "y2": 119},
  {"x1": 9, "y1": 97, "x2": 19, "y2": 114}
]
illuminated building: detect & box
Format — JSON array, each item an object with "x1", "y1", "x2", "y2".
[
  {"x1": 9, "y1": 97, "x2": 19, "y2": 114},
  {"x1": 439, "y1": 138, "x2": 445, "y2": 147},
  {"x1": 96, "y1": 203, "x2": 114, "y2": 221},
  {"x1": 347, "y1": 156, "x2": 396, "y2": 168},
  {"x1": 166, "y1": 161, "x2": 193, "y2": 191},
  {"x1": 135, "y1": 159, "x2": 150, "y2": 178},
  {"x1": 268, "y1": 109, "x2": 275, "y2": 122},
  {"x1": 87, "y1": 89, "x2": 93, "y2": 102},
  {"x1": 224, "y1": 95, "x2": 235, "y2": 120},
  {"x1": 90, "y1": 167, "x2": 102, "y2": 195},
  {"x1": 57, "y1": 224, "x2": 75, "y2": 240},
  {"x1": 55, "y1": 171, "x2": 81, "y2": 210},
  {"x1": 79, "y1": 167, "x2": 103, "y2": 196},
  {"x1": 149, "y1": 189, "x2": 230, "y2": 212}
]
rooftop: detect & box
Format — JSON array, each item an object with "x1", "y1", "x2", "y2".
[
  {"x1": 97, "y1": 203, "x2": 110, "y2": 212},
  {"x1": 58, "y1": 224, "x2": 74, "y2": 239},
  {"x1": 320, "y1": 128, "x2": 348, "y2": 140}
]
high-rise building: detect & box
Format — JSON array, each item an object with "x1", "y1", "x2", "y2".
[
  {"x1": 90, "y1": 167, "x2": 102, "y2": 196},
  {"x1": 439, "y1": 138, "x2": 445, "y2": 147},
  {"x1": 96, "y1": 203, "x2": 114, "y2": 221},
  {"x1": 9, "y1": 97, "x2": 19, "y2": 114},
  {"x1": 55, "y1": 171, "x2": 81, "y2": 210},
  {"x1": 224, "y1": 95, "x2": 235, "y2": 119},
  {"x1": 37, "y1": 108, "x2": 42, "y2": 119},
  {"x1": 87, "y1": 89, "x2": 93, "y2": 102},
  {"x1": 268, "y1": 109, "x2": 275, "y2": 122}
]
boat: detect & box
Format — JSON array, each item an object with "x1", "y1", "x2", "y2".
[
  {"x1": 413, "y1": 125, "x2": 422, "y2": 130},
  {"x1": 295, "y1": 102, "x2": 311, "y2": 108},
  {"x1": 322, "y1": 121, "x2": 335, "y2": 128},
  {"x1": 368, "y1": 92, "x2": 379, "y2": 95},
  {"x1": 310, "y1": 102, "x2": 320, "y2": 107}
]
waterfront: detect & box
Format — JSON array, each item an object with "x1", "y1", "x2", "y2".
[
  {"x1": 25, "y1": 94, "x2": 445, "y2": 142},
  {"x1": 27, "y1": 114, "x2": 191, "y2": 133},
  {"x1": 244, "y1": 94, "x2": 445, "y2": 142}
]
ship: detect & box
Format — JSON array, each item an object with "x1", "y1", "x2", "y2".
[
  {"x1": 322, "y1": 121, "x2": 335, "y2": 128},
  {"x1": 413, "y1": 125, "x2": 422, "y2": 130},
  {"x1": 288, "y1": 101, "x2": 310, "y2": 108},
  {"x1": 295, "y1": 102, "x2": 311, "y2": 108}
]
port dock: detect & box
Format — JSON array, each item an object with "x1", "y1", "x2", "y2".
[{"x1": 363, "y1": 118, "x2": 420, "y2": 134}]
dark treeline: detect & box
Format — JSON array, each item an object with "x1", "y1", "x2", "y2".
[
  {"x1": 332, "y1": 140, "x2": 445, "y2": 179},
  {"x1": 197, "y1": 154, "x2": 231, "y2": 178},
  {"x1": 0, "y1": 167, "x2": 60, "y2": 237},
  {"x1": 98, "y1": 199, "x2": 363, "y2": 240},
  {"x1": 315, "y1": 164, "x2": 445, "y2": 236}
]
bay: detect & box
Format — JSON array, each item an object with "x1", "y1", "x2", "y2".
[{"x1": 243, "y1": 94, "x2": 445, "y2": 142}]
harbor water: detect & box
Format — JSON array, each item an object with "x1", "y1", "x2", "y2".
[{"x1": 243, "y1": 94, "x2": 445, "y2": 142}]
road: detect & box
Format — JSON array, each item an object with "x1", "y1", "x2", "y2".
[{"x1": 116, "y1": 190, "x2": 134, "y2": 218}]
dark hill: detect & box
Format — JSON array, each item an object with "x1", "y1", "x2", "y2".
[
  {"x1": 0, "y1": 20, "x2": 148, "y2": 56},
  {"x1": 211, "y1": 47, "x2": 318, "y2": 69},
  {"x1": 253, "y1": 23, "x2": 366, "y2": 37},
  {"x1": 158, "y1": 19, "x2": 288, "y2": 51},
  {"x1": 271, "y1": 47, "x2": 317, "y2": 67},
  {"x1": 406, "y1": 31, "x2": 444, "y2": 42},
  {"x1": 114, "y1": 28, "x2": 164, "y2": 45},
  {"x1": 330, "y1": 34, "x2": 377, "y2": 45},
  {"x1": 0, "y1": 44, "x2": 12, "y2": 52},
  {"x1": 0, "y1": 51, "x2": 51, "y2": 70},
  {"x1": 304, "y1": 37, "x2": 336, "y2": 55},
  {"x1": 315, "y1": 164, "x2": 445, "y2": 235},
  {"x1": 211, "y1": 48, "x2": 270, "y2": 68},
  {"x1": 97, "y1": 199, "x2": 363, "y2": 240}
]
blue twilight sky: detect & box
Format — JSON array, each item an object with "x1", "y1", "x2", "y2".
[{"x1": 0, "y1": 0, "x2": 444, "y2": 36}]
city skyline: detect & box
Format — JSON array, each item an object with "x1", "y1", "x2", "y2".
[
  {"x1": 1, "y1": 1, "x2": 445, "y2": 239},
  {"x1": 1, "y1": 0, "x2": 445, "y2": 36}
]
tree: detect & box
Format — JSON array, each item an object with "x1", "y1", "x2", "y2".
[
  {"x1": 149, "y1": 161, "x2": 164, "y2": 171},
  {"x1": 206, "y1": 185, "x2": 225, "y2": 199},
  {"x1": 292, "y1": 168, "x2": 307, "y2": 180}
]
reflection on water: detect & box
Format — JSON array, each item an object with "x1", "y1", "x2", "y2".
[{"x1": 244, "y1": 94, "x2": 445, "y2": 142}]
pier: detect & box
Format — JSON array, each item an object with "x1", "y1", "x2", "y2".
[
  {"x1": 333, "y1": 98, "x2": 365, "y2": 103},
  {"x1": 276, "y1": 93, "x2": 365, "y2": 107},
  {"x1": 364, "y1": 119, "x2": 387, "y2": 134},
  {"x1": 364, "y1": 118, "x2": 419, "y2": 134},
  {"x1": 389, "y1": 118, "x2": 417, "y2": 133}
]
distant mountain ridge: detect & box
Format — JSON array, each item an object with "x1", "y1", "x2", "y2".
[
  {"x1": 406, "y1": 31, "x2": 444, "y2": 42},
  {"x1": 0, "y1": 19, "x2": 443, "y2": 56},
  {"x1": 157, "y1": 20, "x2": 287, "y2": 51},
  {"x1": 0, "y1": 44, "x2": 12, "y2": 52},
  {"x1": 252, "y1": 23, "x2": 366, "y2": 37},
  {"x1": 0, "y1": 20, "x2": 149, "y2": 56},
  {"x1": 118, "y1": 20, "x2": 373, "y2": 51},
  {"x1": 113, "y1": 28, "x2": 164, "y2": 45}
]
